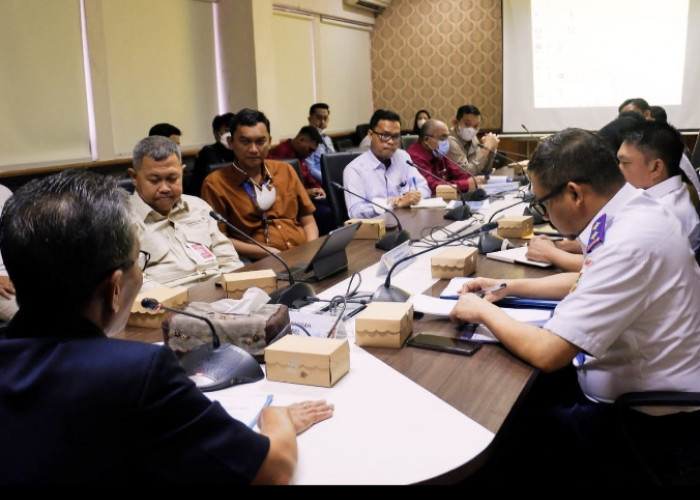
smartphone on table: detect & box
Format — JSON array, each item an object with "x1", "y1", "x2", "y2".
[{"x1": 406, "y1": 333, "x2": 482, "y2": 356}]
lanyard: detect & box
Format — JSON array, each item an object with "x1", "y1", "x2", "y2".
[{"x1": 242, "y1": 180, "x2": 270, "y2": 246}]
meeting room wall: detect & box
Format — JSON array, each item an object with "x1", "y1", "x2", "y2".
[{"x1": 0, "y1": 0, "x2": 504, "y2": 181}]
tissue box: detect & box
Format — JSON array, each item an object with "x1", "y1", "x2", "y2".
[
  {"x1": 436, "y1": 184, "x2": 459, "y2": 201},
  {"x1": 431, "y1": 247, "x2": 478, "y2": 278},
  {"x1": 222, "y1": 269, "x2": 277, "y2": 299},
  {"x1": 497, "y1": 215, "x2": 534, "y2": 239},
  {"x1": 346, "y1": 218, "x2": 385, "y2": 239},
  {"x1": 512, "y1": 161, "x2": 528, "y2": 176},
  {"x1": 264, "y1": 335, "x2": 350, "y2": 387},
  {"x1": 128, "y1": 287, "x2": 188, "y2": 328},
  {"x1": 354, "y1": 302, "x2": 413, "y2": 348}
]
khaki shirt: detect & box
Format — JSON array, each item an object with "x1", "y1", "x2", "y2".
[{"x1": 130, "y1": 193, "x2": 244, "y2": 291}]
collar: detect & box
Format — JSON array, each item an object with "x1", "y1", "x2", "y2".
[
  {"x1": 3, "y1": 308, "x2": 107, "y2": 340},
  {"x1": 644, "y1": 175, "x2": 683, "y2": 200},
  {"x1": 130, "y1": 192, "x2": 188, "y2": 223},
  {"x1": 578, "y1": 183, "x2": 638, "y2": 254}
]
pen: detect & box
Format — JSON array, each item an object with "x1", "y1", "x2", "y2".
[
  {"x1": 411, "y1": 177, "x2": 417, "y2": 190},
  {"x1": 475, "y1": 283, "x2": 506, "y2": 298}
]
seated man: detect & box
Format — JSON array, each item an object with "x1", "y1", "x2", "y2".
[
  {"x1": 267, "y1": 125, "x2": 334, "y2": 235},
  {"x1": 527, "y1": 120, "x2": 700, "y2": 269},
  {"x1": 446, "y1": 104, "x2": 499, "y2": 176},
  {"x1": 406, "y1": 118, "x2": 477, "y2": 196},
  {"x1": 189, "y1": 112, "x2": 236, "y2": 196},
  {"x1": 306, "y1": 103, "x2": 336, "y2": 185},
  {"x1": 0, "y1": 184, "x2": 18, "y2": 323},
  {"x1": 148, "y1": 122, "x2": 182, "y2": 145},
  {"x1": 128, "y1": 135, "x2": 245, "y2": 290},
  {"x1": 452, "y1": 128, "x2": 700, "y2": 484},
  {"x1": 343, "y1": 109, "x2": 431, "y2": 219},
  {"x1": 201, "y1": 108, "x2": 319, "y2": 261},
  {"x1": 0, "y1": 169, "x2": 333, "y2": 484}
]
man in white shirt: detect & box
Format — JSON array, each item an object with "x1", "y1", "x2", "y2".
[
  {"x1": 306, "y1": 103, "x2": 336, "y2": 185},
  {"x1": 343, "y1": 109, "x2": 430, "y2": 219},
  {"x1": 453, "y1": 128, "x2": 700, "y2": 484}
]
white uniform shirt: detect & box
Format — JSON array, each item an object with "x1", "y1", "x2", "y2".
[
  {"x1": 544, "y1": 184, "x2": 700, "y2": 406},
  {"x1": 343, "y1": 148, "x2": 432, "y2": 219},
  {"x1": 644, "y1": 176, "x2": 700, "y2": 252},
  {"x1": 130, "y1": 193, "x2": 244, "y2": 290}
]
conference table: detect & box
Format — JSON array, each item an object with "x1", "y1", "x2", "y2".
[{"x1": 114, "y1": 184, "x2": 561, "y2": 484}]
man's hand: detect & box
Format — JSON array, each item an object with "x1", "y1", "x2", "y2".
[
  {"x1": 0, "y1": 275, "x2": 15, "y2": 300},
  {"x1": 392, "y1": 190, "x2": 422, "y2": 208}
]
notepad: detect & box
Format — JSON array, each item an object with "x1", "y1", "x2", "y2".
[
  {"x1": 485, "y1": 246, "x2": 552, "y2": 268},
  {"x1": 411, "y1": 197, "x2": 447, "y2": 208}
]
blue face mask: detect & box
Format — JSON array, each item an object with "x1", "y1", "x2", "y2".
[{"x1": 433, "y1": 140, "x2": 450, "y2": 157}]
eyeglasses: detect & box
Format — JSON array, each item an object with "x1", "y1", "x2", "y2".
[
  {"x1": 529, "y1": 180, "x2": 586, "y2": 217},
  {"x1": 425, "y1": 134, "x2": 450, "y2": 142},
  {"x1": 99, "y1": 250, "x2": 151, "y2": 283},
  {"x1": 371, "y1": 130, "x2": 402, "y2": 143}
]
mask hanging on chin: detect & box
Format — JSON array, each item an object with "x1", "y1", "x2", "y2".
[
  {"x1": 254, "y1": 180, "x2": 276, "y2": 211},
  {"x1": 460, "y1": 126, "x2": 477, "y2": 142}
]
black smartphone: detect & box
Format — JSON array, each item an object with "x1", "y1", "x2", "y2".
[{"x1": 406, "y1": 333, "x2": 482, "y2": 356}]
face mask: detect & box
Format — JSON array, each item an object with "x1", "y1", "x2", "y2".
[
  {"x1": 416, "y1": 118, "x2": 427, "y2": 129},
  {"x1": 460, "y1": 126, "x2": 477, "y2": 142},
  {"x1": 218, "y1": 132, "x2": 231, "y2": 149},
  {"x1": 254, "y1": 180, "x2": 276, "y2": 211},
  {"x1": 433, "y1": 140, "x2": 450, "y2": 157}
]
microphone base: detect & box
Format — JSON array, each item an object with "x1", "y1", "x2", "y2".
[
  {"x1": 373, "y1": 284, "x2": 411, "y2": 303},
  {"x1": 444, "y1": 204, "x2": 472, "y2": 221},
  {"x1": 375, "y1": 229, "x2": 411, "y2": 251},
  {"x1": 179, "y1": 343, "x2": 264, "y2": 392},
  {"x1": 268, "y1": 283, "x2": 317, "y2": 309},
  {"x1": 478, "y1": 232, "x2": 512, "y2": 254}
]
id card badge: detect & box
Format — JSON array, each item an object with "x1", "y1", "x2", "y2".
[{"x1": 187, "y1": 242, "x2": 217, "y2": 264}]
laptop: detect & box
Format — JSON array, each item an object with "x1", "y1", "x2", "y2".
[{"x1": 277, "y1": 221, "x2": 362, "y2": 283}]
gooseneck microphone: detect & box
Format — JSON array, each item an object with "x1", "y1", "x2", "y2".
[
  {"x1": 374, "y1": 221, "x2": 498, "y2": 302},
  {"x1": 477, "y1": 193, "x2": 535, "y2": 254},
  {"x1": 330, "y1": 182, "x2": 411, "y2": 251},
  {"x1": 209, "y1": 211, "x2": 317, "y2": 308},
  {"x1": 141, "y1": 298, "x2": 264, "y2": 392},
  {"x1": 521, "y1": 124, "x2": 539, "y2": 142},
  {"x1": 406, "y1": 160, "x2": 473, "y2": 221}
]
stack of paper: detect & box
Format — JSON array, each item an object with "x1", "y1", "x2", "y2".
[{"x1": 485, "y1": 246, "x2": 551, "y2": 268}]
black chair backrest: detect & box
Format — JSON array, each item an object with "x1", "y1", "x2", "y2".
[
  {"x1": 355, "y1": 123, "x2": 370, "y2": 146},
  {"x1": 278, "y1": 158, "x2": 302, "y2": 182},
  {"x1": 321, "y1": 152, "x2": 362, "y2": 230},
  {"x1": 118, "y1": 177, "x2": 135, "y2": 194}
]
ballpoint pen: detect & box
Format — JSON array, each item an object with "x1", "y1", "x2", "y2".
[
  {"x1": 411, "y1": 177, "x2": 418, "y2": 190},
  {"x1": 475, "y1": 283, "x2": 507, "y2": 298}
]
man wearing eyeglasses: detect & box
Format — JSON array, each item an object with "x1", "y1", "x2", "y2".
[
  {"x1": 451, "y1": 128, "x2": 700, "y2": 484},
  {"x1": 128, "y1": 135, "x2": 244, "y2": 291},
  {"x1": 306, "y1": 103, "x2": 336, "y2": 185},
  {"x1": 343, "y1": 109, "x2": 431, "y2": 219}
]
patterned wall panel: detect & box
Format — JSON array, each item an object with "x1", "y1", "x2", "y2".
[{"x1": 371, "y1": 0, "x2": 503, "y2": 132}]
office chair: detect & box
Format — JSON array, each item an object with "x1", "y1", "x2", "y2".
[
  {"x1": 692, "y1": 133, "x2": 700, "y2": 170},
  {"x1": 118, "y1": 177, "x2": 135, "y2": 194},
  {"x1": 400, "y1": 134, "x2": 419, "y2": 150},
  {"x1": 279, "y1": 158, "x2": 302, "y2": 182},
  {"x1": 355, "y1": 124, "x2": 370, "y2": 146},
  {"x1": 614, "y1": 391, "x2": 700, "y2": 484},
  {"x1": 320, "y1": 152, "x2": 361, "y2": 230},
  {"x1": 336, "y1": 138, "x2": 354, "y2": 152}
]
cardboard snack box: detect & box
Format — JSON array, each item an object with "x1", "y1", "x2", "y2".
[
  {"x1": 355, "y1": 301, "x2": 413, "y2": 349},
  {"x1": 222, "y1": 269, "x2": 277, "y2": 299},
  {"x1": 497, "y1": 215, "x2": 534, "y2": 239},
  {"x1": 431, "y1": 247, "x2": 478, "y2": 279},
  {"x1": 128, "y1": 286, "x2": 189, "y2": 328},
  {"x1": 346, "y1": 218, "x2": 385, "y2": 239}
]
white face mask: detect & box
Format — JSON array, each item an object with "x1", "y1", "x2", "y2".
[
  {"x1": 218, "y1": 132, "x2": 231, "y2": 149},
  {"x1": 255, "y1": 181, "x2": 276, "y2": 211},
  {"x1": 416, "y1": 118, "x2": 427, "y2": 129},
  {"x1": 460, "y1": 126, "x2": 477, "y2": 142}
]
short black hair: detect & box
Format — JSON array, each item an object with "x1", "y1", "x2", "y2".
[
  {"x1": 309, "y1": 103, "x2": 330, "y2": 116},
  {"x1": 456, "y1": 105, "x2": 481, "y2": 120},
  {"x1": 649, "y1": 106, "x2": 668, "y2": 124},
  {"x1": 529, "y1": 128, "x2": 625, "y2": 197},
  {"x1": 297, "y1": 125, "x2": 322, "y2": 144},
  {"x1": 230, "y1": 108, "x2": 271, "y2": 135},
  {"x1": 369, "y1": 109, "x2": 401, "y2": 129},
  {"x1": 149, "y1": 122, "x2": 181, "y2": 137},
  {"x1": 621, "y1": 120, "x2": 684, "y2": 177},
  {"x1": 212, "y1": 112, "x2": 236, "y2": 132},
  {"x1": 618, "y1": 98, "x2": 650, "y2": 114}
]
